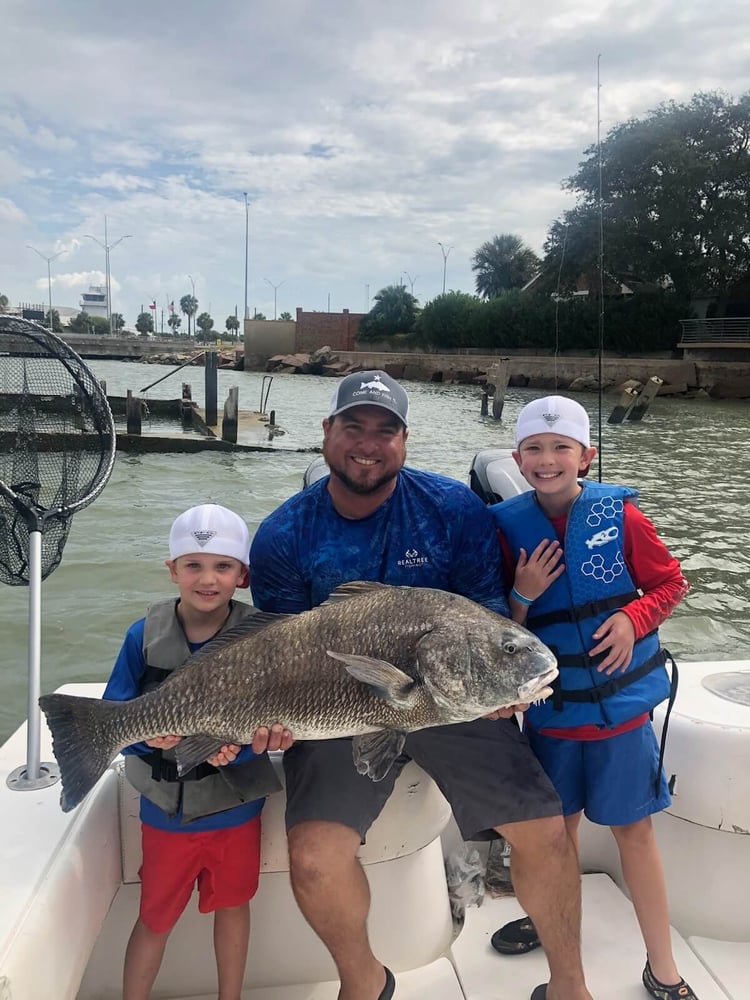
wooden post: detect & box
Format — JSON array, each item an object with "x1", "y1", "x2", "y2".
[
  {"x1": 608, "y1": 385, "x2": 638, "y2": 424},
  {"x1": 267, "y1": 409, "x2": 276, "y2": 442},
  {"x1": 628, "y1": 375, "x2": 664, "y2": 422},
  {"x1": 205, "y1": 351, "x2": 218, "y2": 426},
  {"x1": 222, "y1": 387, "x2": 238, "y2": 443},
  {"x1": 480, "y1": 390, "x2": 488, "y2": 417},
  {"x1": 181, "y1": 383, "x2": 192, "y2": 427},
  {"x1": 486, "y1": 358, "x2": 510, "y2": 420},
  {"x1": 126, "y1": 389, "x2": 142, "y2": 435}
]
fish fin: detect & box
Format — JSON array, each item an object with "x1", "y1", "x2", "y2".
[
  {"x1": 352, "y1": 730, "x2": 407, "y2": 781},
  {"x1": 39, "y1": 693, "x2": 123, "y2": 812},
  {"x1": 321, "y1": 581, "x2": 390, "y2": 605},
  {"x1": 169, "y1": 611, "x2": 295, "y2": 675},
  {"x1": 327, "y1": 651, "x2": 417, "y2": 708},
  {"x1": 173, "y1": 734, "x2": 227, "y2": 775}
]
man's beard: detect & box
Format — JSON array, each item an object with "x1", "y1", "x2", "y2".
[{"x1": 328, "y1": 464, "x2": 397, "y2": 496}]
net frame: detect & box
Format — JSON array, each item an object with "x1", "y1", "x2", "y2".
[{"x1": 0, "y1": 316, "x2": 116, "y2": 789}]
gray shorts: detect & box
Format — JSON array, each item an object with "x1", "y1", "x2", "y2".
[{"x1": 283, "y1": 718, "x2": 562, "y2": 842}]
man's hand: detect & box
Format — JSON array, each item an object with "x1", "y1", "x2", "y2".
[
  {"x1": 484, "y1": 704, "x2": 529, "y2": 720},
  {"x1": 590, "y1": 611, "x2": 636, "y2": 674},
  {"x1": 145, "y1": 734, "x2": 181, "y2": 750},
  {"x1": 252, "y1": 723, "x2": 294, "y2": 753}
]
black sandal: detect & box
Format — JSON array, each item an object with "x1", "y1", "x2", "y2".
[
  {"x1": 642, "y1": 959, "x2": 697, "y2": 999},
  {"x1": 490, "y1": 916, "x2": 541, "y2": 955}
]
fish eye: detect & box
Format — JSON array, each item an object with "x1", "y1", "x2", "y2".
[{"x1": 503, "y1": 641, "x2": 517, "y2": 655}]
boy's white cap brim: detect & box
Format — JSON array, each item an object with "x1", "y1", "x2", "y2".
[{"x1": 169, "y1": 504, "x2": 250, "y2": 565}]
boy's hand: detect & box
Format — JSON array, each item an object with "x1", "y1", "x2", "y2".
[
  {"x1": 252, "y1": 724, "x2": 294, "y2": 753},
  {"x1": 514, "y1": 539, "x2": 564, "y2": 601},
  {"x1": 208, "y1": 744, "x2": 240, "y2": 767},
  {"x1": 590, "y1": 612, "x2": 636, "y2": 674},
  {"x1": 145, "y1": 734, "x2": 182, "y2": 750}
]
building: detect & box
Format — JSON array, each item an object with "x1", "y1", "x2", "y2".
[{"x1": 79, "y1": 285, "x2": 107, "y2": 319}]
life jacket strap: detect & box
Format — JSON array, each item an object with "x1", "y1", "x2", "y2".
[
  {"x1": 549, "y1": 647, "x2": 667, "y2": 711},
  {"x1": 528, "y1": 590, "x2": 640, "y2": 630}
]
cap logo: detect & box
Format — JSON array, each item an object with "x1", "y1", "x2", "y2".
[
  {"x1": 191, "y1": 529, "x2": 217, "y2": 547},
  {"x1": 359, "y1": 375, "x2": 390, "y2": 393},
  {"x1": 541, "y1": 411, "x2": 560, "y2": 426}
]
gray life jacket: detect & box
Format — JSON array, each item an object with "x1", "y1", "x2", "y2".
[{"x1": 123, "y1": 597, "x2": 281, "y2": 823}]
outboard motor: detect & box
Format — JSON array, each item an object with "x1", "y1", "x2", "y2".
[
  {"x1": 469, "y1": 449, "x2": 530, "y2": 505},
  {"x1": 303, "y1": 456, "x2": 330, "y2": 487}
]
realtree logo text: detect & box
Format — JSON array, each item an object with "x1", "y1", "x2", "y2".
[{"x1": 397, "y1": 548, "x2": 429, "y2": 568}]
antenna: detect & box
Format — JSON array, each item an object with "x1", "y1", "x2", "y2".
[{"x1": 596, "y1": 54, "x2": 604, "y2": 482}]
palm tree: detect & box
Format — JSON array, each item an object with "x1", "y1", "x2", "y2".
[
  {"x1": 167, "y1": 313, "x2": 182, "y2": 336},
  {"x1": 0, "y1": 293, "x2": 8, "y2": 312},
  {"x1": 180, "y1": 294, "x2": 198, "y2": 337},
  {"x1": 358, "y1": 285, "x2": 419, "y2": 341},
  {"x1": 225, "y1": 315, "x2": 240, "y2": 341},
  {"x1": 472, "y1": 234, "x2": 540, "y2": 299}
]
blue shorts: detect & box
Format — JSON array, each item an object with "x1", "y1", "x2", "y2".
[{"x1": 527, "y1": 720, "x2": 671, "y2": 827}]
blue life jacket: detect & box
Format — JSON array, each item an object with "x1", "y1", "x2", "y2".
[{"x1": 491, "y1": 482, "x2": 670, "y2": 730}]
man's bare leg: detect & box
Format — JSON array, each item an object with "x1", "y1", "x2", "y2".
[
  {"x1": 288, "y1": 820, "x2": 388, "y2": 1000},
  {"x1": 500, "y1": 815, "x2": 593, "y2": 1000}
]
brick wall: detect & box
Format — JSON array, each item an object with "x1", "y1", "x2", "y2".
[{"x1": 294, "y1": 308, "x2": 365, "y2": 353}]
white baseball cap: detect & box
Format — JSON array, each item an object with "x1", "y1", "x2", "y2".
[
  {"x1": 515, "y1": 395, "x2": 591, "y2": 448},
  {"x1": 168, "y1": 504, "x2": 250, "y2": 565},
  {"x1": 328, "y1": 370, "x2": 410, "y2": 426}
]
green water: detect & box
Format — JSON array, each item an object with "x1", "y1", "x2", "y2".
[{"x1": 1, "y1": 361, "x2": 748, "y2": 742}]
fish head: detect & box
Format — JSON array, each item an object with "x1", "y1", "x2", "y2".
[{"x1": 416, "y1": 613, "x2": 558, "y2": 718}]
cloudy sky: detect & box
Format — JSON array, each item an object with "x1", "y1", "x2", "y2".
[{"x1": 2, "y1": 0, "x2": 748, "y2": 331}]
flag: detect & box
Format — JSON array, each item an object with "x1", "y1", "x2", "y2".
[
  {"x1": 148, "y1": 300, "x2": 156, "y2": 310},
  {"x1": 168, "y1": 300, "x2": 175, "y2": 312}
]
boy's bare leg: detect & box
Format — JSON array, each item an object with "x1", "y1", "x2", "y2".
[
  {"x1": 122, "y1": 918, "x2": 170, "y2": 1000},
  {"x1": 612, "y1": 817, "x2": 681, "y2": 985},
  {"x1": 288, "y1": 820, "x2": 388, "y2": 1000},
  {"x1": 214, "y1": 902, "x2": 251, "y2": 1000},
  {"x1": 501, "y1": 814, "x2": 593, "y2": 1000}
]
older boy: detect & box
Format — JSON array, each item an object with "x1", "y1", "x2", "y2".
[
  {"x1": 104, "y1": 503, "x2": 279, "y2": 1000},
  {"x1": 491, "y1": 395, "x2": 696, "y2": 1000}
]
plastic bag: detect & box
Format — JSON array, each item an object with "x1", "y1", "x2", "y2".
[{"x1": 445, "y1": 844, "x2": 485, "y2": 919}]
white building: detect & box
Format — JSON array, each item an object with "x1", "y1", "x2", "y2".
[{"x1": 79, "y1": 285, "x2": 107, "y2": 319}]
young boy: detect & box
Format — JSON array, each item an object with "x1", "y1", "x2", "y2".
[
  {"x1": 490, "y1": 396, "x2": 697, "y2": 1000},
  {"x1": 104, "y1": 503, "x2": 280, "y2": 1000}
]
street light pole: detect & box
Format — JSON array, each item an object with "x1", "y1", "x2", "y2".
[
  {"x1": 187, "y1": 274, "x2": 196, "y2": 338},
  {"x1": 437, "y1": 242, "x2": 453, "y2": 295},
  {"x1": 243, "y1": 192, "x2": 249, "y2": 323},
  {"x1": 84, "y1": 215, "x2": 132, "y2": 335},
  {"x1": 402, "y1": 271, "x2": 418, "y2": 295},
  {"x1": 27, "y1": 245, "x2": 66, "y2": 330},
  {"x1": 263, "y1": 277, "x2": 286, "y2": 321}
]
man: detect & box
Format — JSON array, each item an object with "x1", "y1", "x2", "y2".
[{"x1": 250, "y1": 371, "x2": 592, "y2": 1000}]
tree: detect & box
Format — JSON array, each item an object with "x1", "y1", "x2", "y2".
[
  {"x1": 357, "y1": 285, "x2": 419, "y2": 341},
  {"x1": 278, "y1": 311, "x2": 293, "y2": 321},
  {"x1": 0, "y1": 293, "x2": 8, "y2": 312},
  {"x1": 44, "y1": 308, "x2": 62, "y2": 332},
  {"x1": 225, "y1": 314, "x2": 240, "y2": 340},
  {"x1": 252, "y1": 310, "x2": 267, "y2": 320},
  {"x1": 196, "y1": 312, "x2": 214, "y2": 340},
  {"x1": 68, "y1": 311, "x2": 94, "y2": 333},
  {"x1": 167, "y1": 314, "x2": 182, "y2": 335},
  {"x1": 135, "y1": 311, "x2": 154, "y2": 335},
  {"x1": 111, "y1": 312, "x2": 125, "y2": 333},
  {"x1": 180, "y1": 294, "x2": 198, "y2": 337},
  {"x1": 547, "y1": 90, "x2": 750, "y2": 307},
  {"x1": 472, "y1": 234, "x2": 540, "y2": 299}
]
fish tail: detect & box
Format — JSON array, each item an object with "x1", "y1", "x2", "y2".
[{"x1": 39, "y1": 693, "x2": 123, "y2": 812}]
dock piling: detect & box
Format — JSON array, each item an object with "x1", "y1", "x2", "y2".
[
  {"x1": 222, "y1": 387, "x2": 239, "y2": 444},
  {"x1": 608, "y1": 386, "x2": 639, "y2": 424},
  {"x1": 628, "y1": 376, "x2": 664, "y2": 422},
  {"x1": 126, "y1": 390, "x2": 142, "y2": 435},
  {"x1": 485, "y1": 359, "x2": 510, "y2": 419},
  {"x1": 181, "y1": 384, "x2": 193, "y2": 427},
  {"x1": 205, "y1": 352, "x2": 218, "y2": 426}
]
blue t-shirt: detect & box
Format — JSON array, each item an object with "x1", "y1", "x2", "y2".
[
  {"x1": 250, "y1": 466, "x2": 509, "y2": 616},
  {"x1": 104, "y1": 618, "x2": 263, "y2": 832}
]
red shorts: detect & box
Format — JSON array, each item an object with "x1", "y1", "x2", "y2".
[{"x1": 139, "y1": 817, "x2": 261, "y2": 934}]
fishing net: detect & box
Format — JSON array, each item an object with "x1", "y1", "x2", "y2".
[{"x1": 0, "y1": 316, "x2": 116, "y2": 585}]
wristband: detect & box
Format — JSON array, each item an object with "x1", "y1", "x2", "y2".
[{"x1": 510, "y1": 586, "x2": 534, "y2": 607}]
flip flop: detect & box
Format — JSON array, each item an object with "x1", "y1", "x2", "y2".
[
  {"x1": 490, "y1": 916, "x2": 541, "y2": 955},
  {"x1": 378, "y1": 966, "x2": 396, "y2": 1000}
]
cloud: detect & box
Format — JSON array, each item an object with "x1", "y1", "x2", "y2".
[{"x1": 1, "y1": 0, "x2": 748, "y2": 322}]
